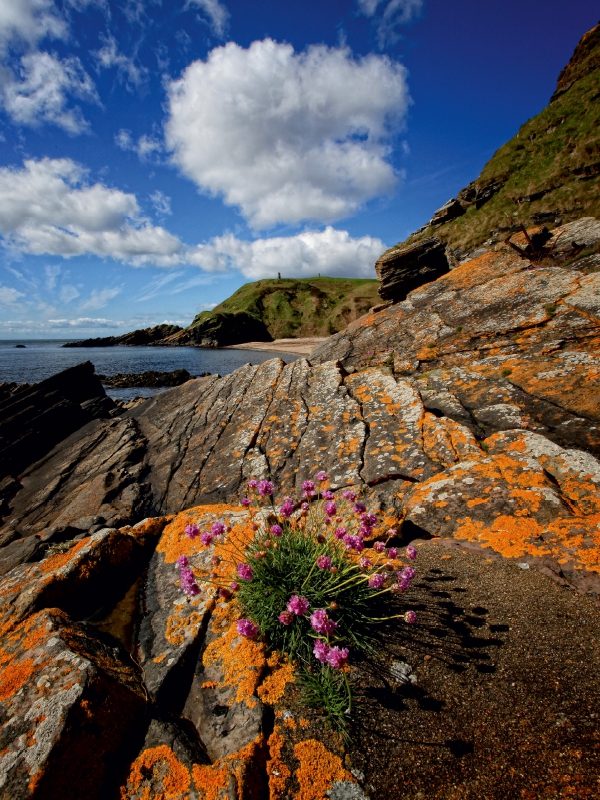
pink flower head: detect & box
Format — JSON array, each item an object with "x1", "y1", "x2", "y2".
[
  {"x1": 404, "y1": 610, "x2": 417, "y2": 624},
  {"x1": 184, "y1": 523, "x2": 200, "y2": 539},
  {"x1": 342, "y1": 489, "x2": 357, "y2": 502},
  {"x1": 406, "y1": 545, "x2": 418, "y2": 561},
  {"x1": 322, "y1": 490, "x2": 335, "y2": 500},
  {"x1": 346, "y1": 535, "x2": 364, "y2": 553},
  {"x1": 315, "y1": 471, "x2": 328, "y2": 482},
  {"x1": 387, "y1": 547, "x2": 398, "y2": 559},
  {"x1": 317, "y1": 555, "x2": 332, "y2": 570},
  {"x1": 313, "y1": 639, "x2": 330, "y2": 663},
  {"x1": 387, "y1": 528, "x2": 398, "y2": 538},
  {"x1": 324, "y1": 518, "x2": 331, "y2": 526},
  {"x1": 237, "y1": 619, "x2": 259, "y2": 638},
  {"x1": 369, "y1": 573, "x2": 385, "y2": 589},
  {"x1": 176, "y1": 555, "x2": 189, "y2": 569},
  {"x1": 326, "y1": 646, "x2": 349, "y2": 668},
  {"x1": 361, "y1": 512, "x2": 378, "y2": 529},
  {"x1": 247, "y1": 479, "x2": 258, "y2": 489},
  {"x1": 237, "y1": 563, "x2": 253, "y2": 581},
  {"x1": 211, "y1": 521, "x2": 225, "y2": 537},
  {"x1": 359, "y1": 556, "x2": 372, "y2": 569},
  {"x1": 302, "y1": 480, "x2": 315, "y2": 497},
  {"x1": 230, "y1": 581, "x2": 239, "y2": 591},
  {"x1": 241, "y1": 497, "x2": 251, "y2": 506},
  {"x1": 334, "y1": 526, "x2": 347, "y2": 540},
  {"x1": 400, "y1": 566, "x2": 416, "y2": 581},
  {"x1": 218, "y1": 587, "x2": 232, "y2": 599},
  {"x1": 310, "y1": 609, "x2": 338, "y2": 635},
  {"x1": 270, "y1": 524, "x2": 283, "y2": 537},
  {"x1": 373, "y1": 541, "x2": 386, "y2": 553},
  {"x1": 324, "y1": 501, "x2": 337, "y2": 517},
  {"x1": 200, "y1": 532, "x2": 214, "y2": 546},
  {"x1": 353, "y1": 502, "x2": 367, "y2": 514},
  {"x1": 301, "y1": 501, "x2": 309, "y2": 511},
  {"x1": 180, "y1": 568, "x2": 200, "y2": 597},
  {"x1": 258, "y1": 479, "x2": 274, "y2": 496},
  {"x1": 279, "y1": 498, "x2": 294, "y2": 518},
  {"x1": 287, "y1": 595, "x2": 310, "y2": 616},
  {"x1": 278, "y1": 610, "x2": 294, "y2": 625}
]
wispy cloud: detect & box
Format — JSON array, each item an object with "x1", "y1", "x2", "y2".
[
  {"x1": 357, "y1": 0, "x2": 423, "y2": 48},
  {"x1": 186, "y1": 0, "x2": 230, "y2": 38},
  {"x1": 79, "y1": 285, "x2": 123, "y2": 310}
]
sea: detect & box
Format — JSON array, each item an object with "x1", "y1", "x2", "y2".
[{"x1": 0, "y1": 340, "x2": 300, "y2": 401}]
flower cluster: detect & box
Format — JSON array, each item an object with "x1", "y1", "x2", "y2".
[{"x1": 177, "y1": 555, "x2": 200, "y2": 597}]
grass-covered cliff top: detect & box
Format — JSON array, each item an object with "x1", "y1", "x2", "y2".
[
  {"x1": 390, "y1": 21, "x2": 600, "y2": 257},
  {"x1": 188, "y1": 277, "x2": 380, "y2": 339}
]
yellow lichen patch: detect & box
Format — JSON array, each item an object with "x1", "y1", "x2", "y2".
[
  {"x1": 119, "y1": 744, "x2": 191, "y2": 800},
  {"x1": 453, "y1": 515, "x2": 547, "y2": 560},
  {"x1": 203, "y1": 601, "x2": 267, "y2": 705},
  {"x1": 165, "y1": 605, "x2": 214, "y2": 647},
  {"x1": 267, "y1": 727, "x2": 291, "y2": 800},
  {"x1": 39, "y1": 537, "x2": 91, "y2": 574},
  {"x1": 0, "y1": 658, "x2": 34, "y2": 702},
  {"x1": 293, "y1": 740, "x2": 352, "y2": 800},
  {"x1": 157, "y1": 505, "x2": 238, "y2": 563},
  {"x1": 191, "y1": 763, "x2": 230, "y2": 800},
  {"x1": 257, "y1": 653, "x2": 295, "y2": 706}
]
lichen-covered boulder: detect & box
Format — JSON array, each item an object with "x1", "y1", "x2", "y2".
[{"x1": 0, "y1": 609, "x2": 147, "y2": 800}]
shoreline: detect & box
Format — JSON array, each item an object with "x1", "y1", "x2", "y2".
[{"x1": 224, "y1": 337, "x2": 327, "y2": 356}]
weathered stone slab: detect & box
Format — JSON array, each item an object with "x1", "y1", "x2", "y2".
[{"x1": 0, "y1": 609, "x2": 146, "y2": 800}]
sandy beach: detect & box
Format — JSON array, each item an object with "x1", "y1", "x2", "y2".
[{"x1": 225, "y1": 337, "x2": 327, "y2": 356}]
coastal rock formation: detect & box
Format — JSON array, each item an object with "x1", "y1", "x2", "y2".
[
  {"x1": 2, "y1": 220, "x2": 600, "y2": 596},
  {"x1": 62, "y1": 324, "x2": 182, "y2": 348},
  {"x1": 375, "y1": 237, "x2": 449, "y2": 302},
  {"x1": 99, "y1": 369, "x2": 198, "y2": 389}
]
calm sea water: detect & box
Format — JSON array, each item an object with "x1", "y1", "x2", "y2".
[{"x1": 0, "y1": 340, "x2": 300, "y2": 401}]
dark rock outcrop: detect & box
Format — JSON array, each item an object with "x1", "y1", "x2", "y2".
[
  {"x1": 375, "y1": 237, "x2": 450, "y2": 303},
  {"x1": 429, "y1": 198, "x2": 465, "y2": 226},
  {"x1": 99, "y1": 369, "x2": 196, "y2": 389},
  {"x1": 0, "y1": 362, "x2": 115, "y2": 484},
  {"x1": 159, "y1": 311, "x2": 273, "y2": 347},
  {"x1": 63, "y1": 323, "x2": 183, "y2": 348}
]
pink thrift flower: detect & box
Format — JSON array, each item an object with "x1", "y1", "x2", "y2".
[
  {"x1": 176, "y1": 555, "x2": 189, "y2": 569},
  {"x1": 400, "y1": 566, "x2": 415, "y2": 581},
  {"x1": 317, "y1": 555, "x2": 332, "y2": 570},
  {"x1": 258, "y1": 479, "x2": 274, "y2": 496},
  {"x1": 353, "y1": 502, "x2": 367, "y2": 514},
  {"x1": 406, "y1": 545, "x2": 418, "y2": 561},
  {"x1": 404, "y1": 610, "x2": 417, "y2": 624},
  {"x1": 322, "y1": 490, "x2": 335, "y2": 500},
  {"x1": 359, "y1": 556, "x2": 372, "y2": 570},
  {"x1": 373, "y1": 541, "x2": 386, "y2": 553},
  {"x1": 326, "y1": 646, "x2": 349, "y2": 668},
  {"x1": 313, "y1": 639, "x2": 330, "y2": 663},
  {"x1": 200, "y1": 532, "x2": 214, "y2": 546},
  {"x1": 324, "y1": 501, "x2": 337, "y2": 517},
  {"x1": 302, "y1": 480, "x2": 315, "y2": 497},
  {"x1": 218, "y1": 587, "x2": 232, "y2": 599},
  {"x1": 237, "y1": 619, "x2": 259, "y2": 638},
  {"x1": 230, "y1": 582, "x2": 239, "y2": 591},
  {"x1": 334, "y1": 526, "x2": 347, "y2": 540},
  {"x1": 184, "y1": 523, "x2": 200, "y2": 539},
  {"x1": 278, "y1": 610, "x2": 294, "y2": 625},
  {"x1": 287, "y1": 595, "x2": 310, "y2": 616},
  {"x1": 241, "y1": 497, "x2": 251, "y2": 506},
  {"x1": 310, "y1": 609, "x2": 337, "y2": 635},
  {"x1": 247, "y1": 479, "x2": 258, "y2": 489},
  {"x1": 369, "y1": 573, "x2": 385, "y2": 589},
  {"x1": 270, "y1": 524, "x2": 283, "y2": 537},
  {"x1": 349, "y1": 535, "x2": 364, "y2": 553},
  {"x1": 315, "y1": 471, "x2": 328, "y2": 482},
  {"x1": 237, "y1": 563, "x2": 253, "y2": 581},
  {"x1": 387, "y1": 528, "x2": 398, "y2": 538},
  {"x1": 211, "y1": 521, "x2": 225, "y2": 536},
  {"x1": 301, "y1": 501, "x2": 309, "y2": 511},
  {"x1": 387, "y1": 547, "x2": 398, "y2": 559},
  {"x1": 180, "y1": 568, "x2": 200, "y2": 597},
  {"x1": 342, "y1": 489, "x2": 357, "y2": 502},
  {"x1": 279, "y1": 498, "x2": 294, "y2": 518}
]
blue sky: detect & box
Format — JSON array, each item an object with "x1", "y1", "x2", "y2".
[{"x1": 0, "y1": 0, "x2": 596, "y2": 338}]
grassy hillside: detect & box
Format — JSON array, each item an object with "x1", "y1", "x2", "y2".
[
  {"x1": 392, "y1": 21, "x2": 600, "y2": 257},
  {"x1": 188, "y1": 277, "x2": 380, "y2": 339}
]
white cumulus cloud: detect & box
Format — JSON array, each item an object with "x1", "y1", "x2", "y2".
[
  {"x1": 0, "y1": 157, "x2": 184, "y2": 265},
  {"x1": 188, "y1": 227, "x2": 384, "y2": 280},
  {"x1": 186, "y1": 0, "x2": 230, "y2": 38},
  {"x1": 0, "y1": 284, "x2": 24, "y2": 304},
  {"x1": 165, "y1": 38, "x2": 410, "y2": 229},
  {"x1": 0, "y1": 0, "x2": 66, "y2": 52},
  {"x1": 0, "y1": 51, "x2": 98, "y2": 133}
]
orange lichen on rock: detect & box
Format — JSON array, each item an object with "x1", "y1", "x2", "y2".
[
  {"x1": 257, "y1": 653, "x2": 295, "y2": 706},
  {"x1": 165, "y1": 606, "x2": 214, "y2": 647},
  {"x1": 0, "y1": 658, "x2": 35, "y2": 702},
  {"x1": 293, "y1": 739, "x2": 353, "y2": 800},
  {"x1": 203, "y1": 601, "x2": 267, "y2": 705},
  {"x1": 157, "y1": 504, "x2": 236, "y2": 563},
  {"x1": 267, "y1": 727, "x2": 291, "y2": 800},
  {"x1": 120, "y1": 744, "x2": 191, "y2": 800}
]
